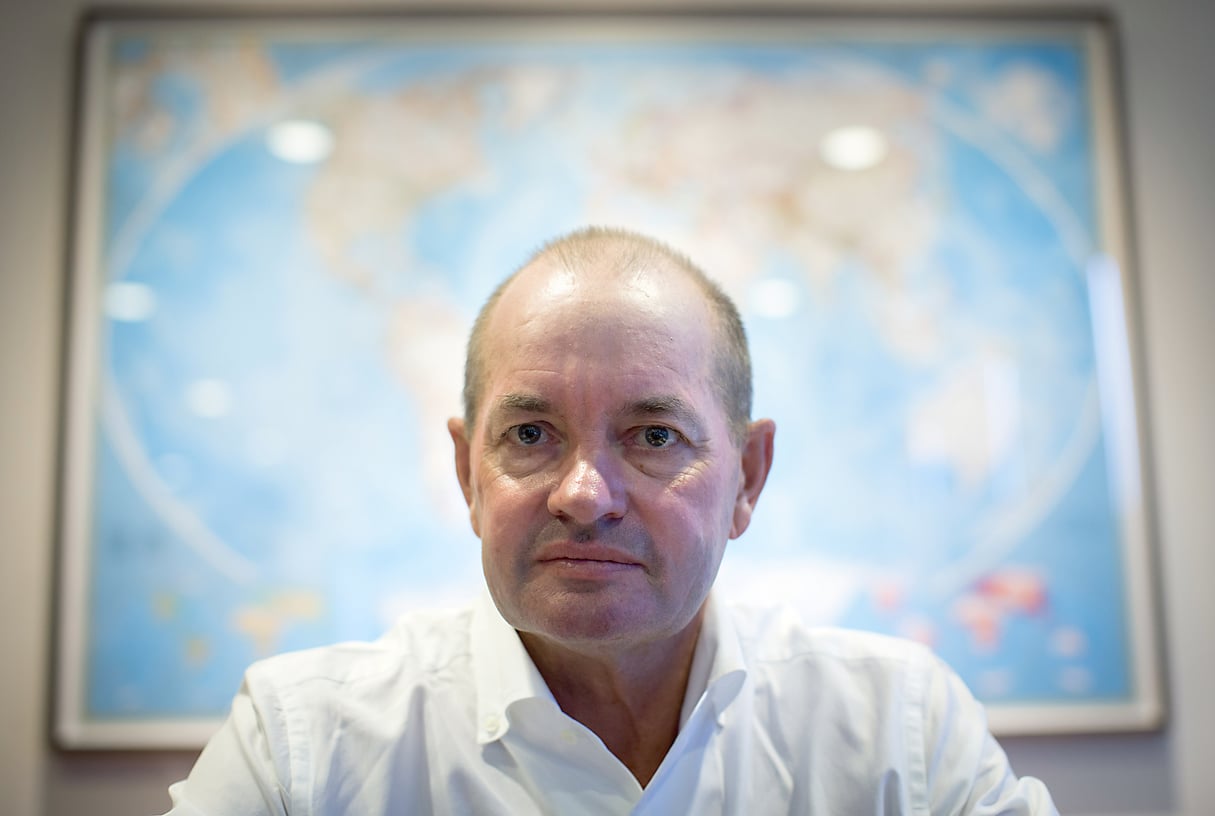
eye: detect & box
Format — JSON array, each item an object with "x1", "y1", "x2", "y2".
[
  {"x1": 641, "y1": 426, "x2": 673, "y2": 448},
  {"x1": 513, "y1": 424, "x2": 544, "y2": 445}
]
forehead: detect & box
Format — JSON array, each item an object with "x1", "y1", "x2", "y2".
[
  {"x1": 488, "y1": 254, "x2": 715, "y2": 340},
  {"x1": 478, "y1": 258, "x2": 719, "y2": 412}
]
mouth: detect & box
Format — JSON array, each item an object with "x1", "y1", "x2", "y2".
[
  {"x1": 535, "y1": 544, "x2": 644, "y2": 576},
  {"x1": 537, "y1": 557, "x2": 643, "y2": 580}
]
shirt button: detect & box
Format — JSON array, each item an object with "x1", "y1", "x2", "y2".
[
  {"x1": 560, "y1": 729, "x2": 578, "y2": 745},
  {"x1": 484, "y1": 715, "x2": 501, "y2": 733}
]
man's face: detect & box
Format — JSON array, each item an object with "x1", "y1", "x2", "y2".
[{"x1": 449, "y1": 260, "x2": 768, "y2": 650}]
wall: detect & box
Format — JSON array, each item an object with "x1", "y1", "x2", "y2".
[{"x1": 1, "y1": 1, "x2": 1211, "y2": 814}]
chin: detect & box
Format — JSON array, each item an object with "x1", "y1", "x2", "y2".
[{"x1": 524, "y1": 598, "x2": 662, "y2": 645}]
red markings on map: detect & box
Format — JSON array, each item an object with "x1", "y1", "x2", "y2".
[{"x1": 951, "y1": 568, "x2": 1049, "y2": 651}]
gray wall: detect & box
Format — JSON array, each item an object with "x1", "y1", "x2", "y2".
[{"x1": 2, "y1": 1, "x2": 1211, "y2": 814}]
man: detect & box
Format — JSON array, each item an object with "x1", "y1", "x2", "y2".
[{"x1": 165, "y1": 227, "x2": 1056, "y2": 814}]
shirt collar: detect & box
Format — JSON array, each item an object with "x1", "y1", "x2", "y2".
[
  {"x1": 470, "y1": 591, "x2": 749, "y2": 744},
  {"x1": 680, "y1": 592, "x2": 749, "y2": 728},
  {"x1": 471, "y1": 591, "x2": 558, "y2": 744}
]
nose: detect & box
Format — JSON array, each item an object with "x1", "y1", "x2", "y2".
[{"x1": 547, "y1": 449, "x2": 627, "y2": 525}]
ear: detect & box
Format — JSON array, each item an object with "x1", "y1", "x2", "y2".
[
  {"x1": 447, "y1": 417, "x2": 481, "y2": 537},
  {"x1": 729, "y1": 418, "x2": 775, "y2": 539}
]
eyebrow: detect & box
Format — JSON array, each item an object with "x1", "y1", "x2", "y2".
[
  {"x1": 492, "y1": 393, "x2": 554, "y2": 415},
  {"x1": 623, "y1": 396, "x2": 705, "y2": 433}
]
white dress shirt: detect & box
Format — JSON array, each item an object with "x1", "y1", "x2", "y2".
[{"x1": 164, "y1": 592, "x2": 1057, "y2": 815}]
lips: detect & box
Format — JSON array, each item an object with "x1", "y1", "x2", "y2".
[{"x1": 535, "y1": 543, "x2": 644, "y2": 570}]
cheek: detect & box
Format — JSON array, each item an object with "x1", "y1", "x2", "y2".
[
  {"x1": 648, "y1": 484, "x2": 734, "y2": 560},
  {"x1": 668, "y1": 469, "x2": 737, "y2": 523},
  {"x1": 476, "y1": 474, "x2": 550, "y2": 541}
]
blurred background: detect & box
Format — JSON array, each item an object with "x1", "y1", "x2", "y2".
[{"x1": 2, "y1": 1, "x2": 1212, "y2": 815}]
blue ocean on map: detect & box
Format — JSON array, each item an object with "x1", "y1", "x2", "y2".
[{"x1": 77, "y1": 25, "x2": 1143, "y2": 727}]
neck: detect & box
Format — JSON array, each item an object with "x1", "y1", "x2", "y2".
[{"x1": 518, "y1": 609, "x2": 705, "y2": 788}]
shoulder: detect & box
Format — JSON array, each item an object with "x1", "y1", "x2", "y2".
[
  {"x1": 172, "y1": 608, "x2": 482, "y2": 813},
  {"x1": 720, "y1": 601, "x2": 956, "y2": 720},
  {"x1": 243, "y1": 605, "x2": 476, "y2": 699},
  {"x1": 725, "y1": 601, "x2": 936, "y2": 670},
  {"x1": 716, "y1": 603, "x2": 1058, "y2": 813}
]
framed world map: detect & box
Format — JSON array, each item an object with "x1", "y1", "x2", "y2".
[{"x1": 55, "y1": 10, "x2": 1161, "y2": 747}]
